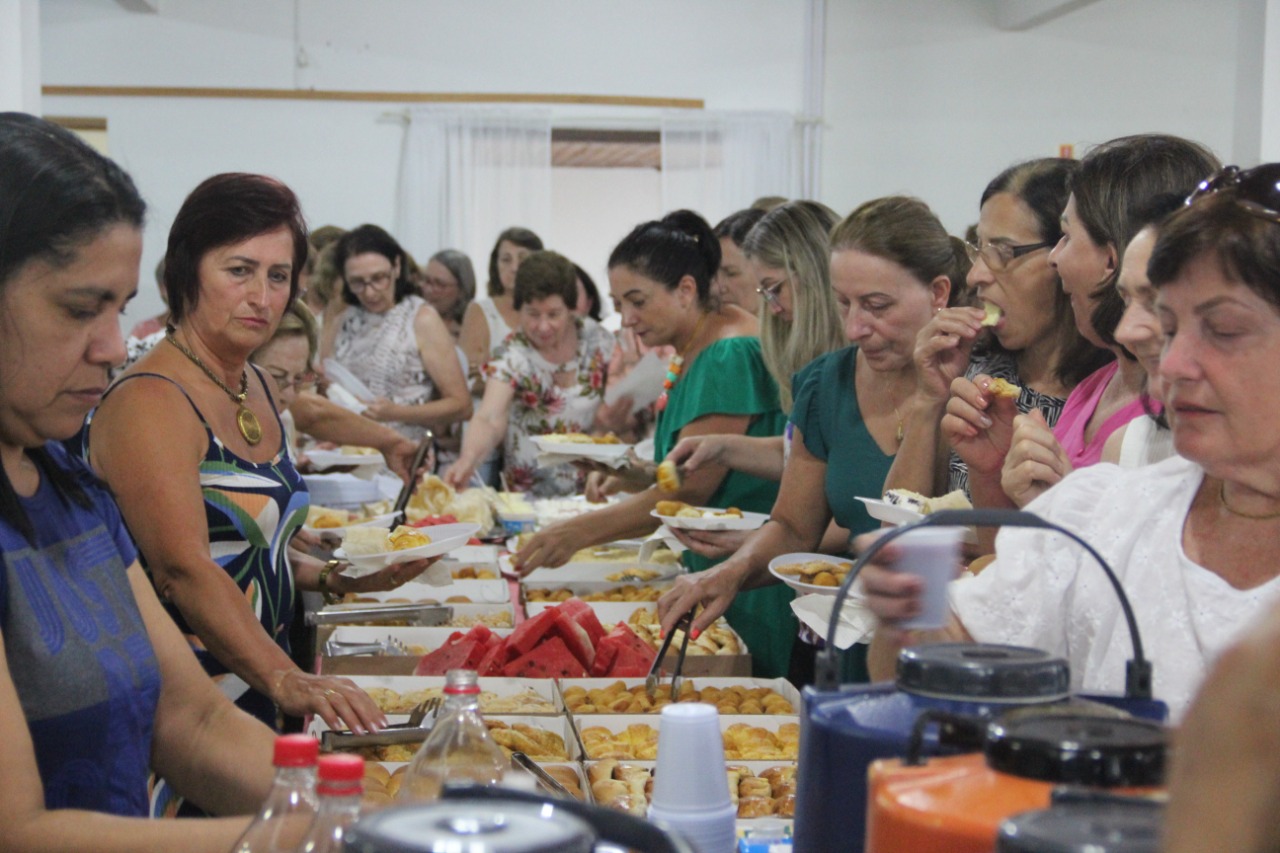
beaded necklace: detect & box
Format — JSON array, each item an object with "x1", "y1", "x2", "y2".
[{"x1": 655, "y1": 311, "x2": 709, "y2": 413}]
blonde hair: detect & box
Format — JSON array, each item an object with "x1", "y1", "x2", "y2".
[{"x1": 743, "y1": 200, "x2": 845, "y2": 412}]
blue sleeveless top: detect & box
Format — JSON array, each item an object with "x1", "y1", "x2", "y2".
[{"x1": 88, "y1": 367, "x2": 309, "y2": 727}]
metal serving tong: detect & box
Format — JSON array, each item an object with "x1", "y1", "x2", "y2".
[
  {"x1": 323, "y1": 634, "x2": 411, "y2": 658},
  {"x1": 307, "y1": 603, "x2": 452, "y2": 627},
  {"x1": 645, "y1": 607, "x2": 694, "y2": 701},
  {"x1": 320, "y1": 695, "x2": 442, "y2": 752},
  {"x1": 387, "y1": 431, "x2": 435, "y2": 530},
  {"x1": 511, "y1": 751, "x2": 576, "y2": 800}
]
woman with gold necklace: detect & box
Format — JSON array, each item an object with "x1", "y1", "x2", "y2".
[
  {"x1": 87, "y1": 174, "x2": 433, "y2": 735},
  {"x1": 512, "y1": 210, "x2": 797, "y2": 677}
]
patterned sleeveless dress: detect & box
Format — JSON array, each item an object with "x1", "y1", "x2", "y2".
[{"x1": 88, "y1": 366, "x2": 309, "y2": 728}]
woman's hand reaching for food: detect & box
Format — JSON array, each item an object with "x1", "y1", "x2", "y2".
[
  {"x1": 1001, "y1": 410, "x2": 1072, "y2": 508},
  {"x1": 657, "y1": 562, "x2": 748, "y2": 636},
  {"x1": 272, "y1": 670, "x2": 388, "y2": 734},
  {"x1": 941, "y1": 374, "x2": 1020, "y2": 478}
]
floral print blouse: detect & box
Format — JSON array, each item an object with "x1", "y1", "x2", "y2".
[{"x1": 485, "y1": 317, "x2": 615, "y2": 496}]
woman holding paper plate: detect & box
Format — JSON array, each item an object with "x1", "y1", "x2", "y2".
[
  {"x1": 442, "y1": 250, "x2": 615, "y2": 496},
  {"x1": 87, "y1": 174, "x2": 439, "y2": 734},
  {"x1": 326, "y1": 224, "x2": 471, "y2": 443},
  {"x1": 656, "y1": 196, "x2": 968, "y2": 683}
]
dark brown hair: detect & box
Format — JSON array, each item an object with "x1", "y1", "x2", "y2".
[
  {"x1": 513, "y1": 250, "x2": 577, "y2": 310},
  {"x1": 608, "y1": 210, "x2": 720, "y2": 306},
  {"x1": 487, "y1": 227, "x2": 543, "y2": 298},
  {"x1": 165, "y1": 173, "x2": 308, "y2": 324},
  {"x1": 333, "y1": 224, "x2": 418, "y2": 307}
]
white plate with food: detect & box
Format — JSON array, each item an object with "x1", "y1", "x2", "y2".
[
  {"x1": 531, "y1": 434, "x2": 632, "y2": 462},
  {"x1": 650, "y1": 503, "x2": 769, "y2": 532},
  {"x1": 855, "y1": 497, "x2": 925, "y2": 527},
  {"x1": 304, "y1": 447, "x2": 384, "y2": 471},
  {"x1": 302, "y1": 510, "x2": 400, "y2": 536},
  {"x1": 334, "y1": 522, "x2": 480, "y2": 576},
  {"x1": 767, "y1": 552, "x2": 857, "y2": 596}
]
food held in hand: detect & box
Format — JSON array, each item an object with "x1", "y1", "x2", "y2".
[
  {"x1": 883, "y1": 488, "x2": 973, "y2": 515},
  {"x1": 774, "y1": 558, "x2": 854, "y2": 587},
  {"x1": 986, "y1": 376, "x2": 1022, "y2": 399},
  {"x1": 306, "y1": 505, "x2": 351, "y2": 529},
  {"x1": 981, "y1": 301, "x2": 1003, "y2": 327},
  {"x1": 655, "y1": 501, "x2": 744, "y2": 519},
  {"x1": 543, "y1": 431, "x2": 622, "y2": 445},
  {"x1": 339, "y1": 444, "x2": 379, "y2": 455},
  {"x1": 389, "y1": 526, "x2": 430, "y2": 550},
  {"x1": 656, "y1": 459, "x2": 681, "y2": 493}
]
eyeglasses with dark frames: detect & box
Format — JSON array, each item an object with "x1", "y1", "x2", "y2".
[
  {"x1": 1185, "y1": 164, "x2": 1280, "y2": 225},
  {"x1": 266, "y1": 369, "x2": 316, "y2": 392},
  {"x1": 346, "y1": 270, "x2": 395, "y2": 293},
  {"x1": 964, "y1": 239, "x2": 1054, "y2": 272}
]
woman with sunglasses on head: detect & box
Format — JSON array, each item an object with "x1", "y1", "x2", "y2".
[
  {"x1": 881, "y1": 159, "x2": 1104, "y2": 505},
  {"x1": 0, "y1": 113, "x2": 283, "y2": 851},
  {"x1": 87, "y1": 176, "x2": 438, "y2": 736},
  {"x1": 863, "y1": 163, "x2": 1280, "y2": 721},
  {"x1": 944, "y1": 136, "x2": 1218, "y2": 535},
  {"x1": 327, "y1": 224, "x2": 471, "y2": 442},
  {"x1": 513, "y1": 211, "x2": 798, "y2": 677},
  {"x1": 658, "y1": 197, "x2": 968, "y2": 685}
]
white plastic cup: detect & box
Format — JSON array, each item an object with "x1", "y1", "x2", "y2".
[
  {"x1": 894, "y1": 526, "x2": 963, "y2": 630},
  {"x1": 648, "y1": 703, "x2": 731, "y2": 812},
  {"x1": 648, "y1": 801, "x2": 737, "y2": 853}
]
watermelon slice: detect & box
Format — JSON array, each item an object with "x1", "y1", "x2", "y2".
[
  {"x1": 476, "y1": 636, "x2": 511, "y2": 676},
  {"x1": 507, "y1": 608, "x2": 559, "y2": 656},
  {"x1": 502, "y1": 636, "x2": 587, "y2": 678},
  {"x1": 414, "y1": 638, "x2": 486, "y2": 676},
  {"x1": 559, "y1": 598, "x2": 607, "y2": 647},
  {"x1": 550, "y1": 607, "x2": 596, "y2": 671},
  {"x1": 591, "y1": 623, "x2": 657, "y2": 678}
]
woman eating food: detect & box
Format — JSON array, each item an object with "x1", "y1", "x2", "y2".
[
  {"x1": 0, "y1": 112, "x2": 276, "y2": 852},
  {"x1": 862, "y1": 163, "x2": 1280, "y2": 721},
  {"x1": 657, "y1": 197, "x2": 968, "y2": 684},
  {"x1": 327, "y1": 224, "x2": 471, "y2": 443},
  {"x1": 513, "y1": 211, "x2": 795, "y2": 678},
  {"x1": 442, "y1": 250, "x2": 614, "y2": 495},
  {"x1": 87, "y1": 174, "x2": 434, "y2": 734}
]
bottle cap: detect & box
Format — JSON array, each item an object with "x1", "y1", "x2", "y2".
[
  {"x1": 273, "y1": 734, "x2": 320, "y2": 768},
  {"x1": 318, "y1": 753, "x2": 365, "y2": 782},
  {"x1": 985, "y1": 713, "x2": 1166, "y2": 787},
  {"x1": 444, "y1": 668, "x2": 482, "y2": 695},
  {"x1": 896, "y1": 643, "x2": 1070, "y2": 703}
]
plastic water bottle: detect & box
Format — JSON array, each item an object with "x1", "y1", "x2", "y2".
[
  {"x1": 297, "y1": 754, "x2": 365, "y2": 853},
  {"x1": 400, "y1": 669, "x2": 506, "y2": 801},
  {"x1": 231, "y1": 734, "x2": 320, "y2": 853}
]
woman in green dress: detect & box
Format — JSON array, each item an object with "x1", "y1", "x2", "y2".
[
  {"x1": 512, "y1": 210, "x2": 794, "y2": 677},
  {"x1": 657, "y1": 197, "x2": 969, "y2": 683}
]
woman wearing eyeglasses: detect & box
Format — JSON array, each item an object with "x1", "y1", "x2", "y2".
[
  {"x1": 862, "y1": 163, "x2": 1280, "y2": 722},
  {"x1": 945, "y1": 136, "x2": 1218, "y2": 530},
  {"x1": 882, "y1": 159, "x2": 1103, "y2": 504},
  {"x1": 327, "y1": 224, "x2": 471, "y2": 443},
  {"x1": 420, "y1": 249, "x2": 477, "y2": 341}
]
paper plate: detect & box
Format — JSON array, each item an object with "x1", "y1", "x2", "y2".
[
  {"x1": 855, "y1": 496, "x2": 924, "y2": 526},
  {"x1": 302, "y1": 511, "x2": 400, "y2": 536},
  {"x1": 334, "y1": 522, "x2": 480, "y2": 577},
  {"x1": 650, "y1": 508, "x2": 769, "y2": 532},
  {"x1": 322, "y1": 358, "x2": 374, "y2": 402},
  {"x1": 531, "y1": 435, "x2": 632, "y2": 462},
  {"x1": 304, "y1": 448, "x2": 384, "y2": 471},
  {"x1": 768, "y1": 552, "x2": 856, "y2": 596}
]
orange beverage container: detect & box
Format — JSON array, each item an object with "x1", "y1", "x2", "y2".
[{"x1": 865, "y1": 712, "x2": 1165, "y2": 853}]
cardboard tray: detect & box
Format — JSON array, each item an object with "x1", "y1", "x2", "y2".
[
  {"x1": 337, "y1": 577, "x2": 511, "y2": 605},
  {"x1": 521, "y1": 579, "x2": 673, "y2": 609},
  {"x1": 520, "y1": 560, "x2": 684, "y2": 584},
  {"x1": 310, "y1": 674, "x2": 560, "y2": 715},
  {"x1": 573, "y1": 714, "x2": 800, "y2": 762},
  {"x1": 366, "y1": 760, "x2": 591, "y2": 804},
  {"x1": 557, "y1": 677, "x2": 800, "y2": 715}
]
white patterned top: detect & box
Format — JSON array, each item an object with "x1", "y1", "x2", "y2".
[
  {"x1": 949, "y1": 455, "x2": 1280, "y2": 721},
  {"x1": 332, "y1": 294, "x2": 435, "y2": 441}
]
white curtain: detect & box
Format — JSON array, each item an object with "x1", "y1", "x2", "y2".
[
  {"x1": 660, "y1": 111, "x2": 800, "y2": 223},
  {"x1": 396, "y1": 106, "x2": 553, "y2": 271}
]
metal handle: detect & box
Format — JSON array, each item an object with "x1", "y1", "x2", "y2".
[{"x1": 389, "y1": 431, "x2": 435, "y2": 528}]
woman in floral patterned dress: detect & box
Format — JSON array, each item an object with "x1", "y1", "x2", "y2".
[{"x1": 444, "y1": 251, "x2": 614, "y2": 496}]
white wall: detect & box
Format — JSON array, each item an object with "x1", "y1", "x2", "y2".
[
  {"x1": 40, "y1": 0, "x2": 806, "y2": 325},
  {"x1": 822, "y1": 0, "x2": 1240, "y2": 233}
]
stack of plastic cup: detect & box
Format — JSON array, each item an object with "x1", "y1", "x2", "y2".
[{"x1": 647, "y1": 703, "x2": 737, "y2": 853}]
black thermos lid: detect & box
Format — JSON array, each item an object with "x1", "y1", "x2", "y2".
[
  {"x1": 997, "y1": 801, "x2": 1164, "y2": 853},
  {"x1": 985, "y1": 713, "x2": 1166, "y2": 787},
  {"x1": 896, "y1": 643, "x2": 1071, "y2": 703}
]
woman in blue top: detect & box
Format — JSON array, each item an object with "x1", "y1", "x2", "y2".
[
  {"x1": 658, "y1": 198, "x2": 968, "y2": 665},
  {"x1": 0, "y1": 113, "x2": 277, "y2": 850},
  {"x1": 87, "y1": 174, "x2": 434, "y2": 733}
]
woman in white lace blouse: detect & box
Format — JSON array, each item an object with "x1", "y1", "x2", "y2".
[{"x1": 327, "y1": 225, "x2": 470, "y2": 442}]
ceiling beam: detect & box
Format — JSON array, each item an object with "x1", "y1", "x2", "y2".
[{"x1": 996, "y1": 0, "x2": 1103, "y2": 31}]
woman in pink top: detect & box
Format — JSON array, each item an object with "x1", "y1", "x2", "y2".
[{"x1": 945, "y1": 135, "x2": 1218, "y2": 537}]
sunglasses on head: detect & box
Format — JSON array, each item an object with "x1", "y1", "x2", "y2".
[{"x1": 1186, "y1": 164, "x2": 1280, "y2": 225}]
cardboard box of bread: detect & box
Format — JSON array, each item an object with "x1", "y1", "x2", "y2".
[
  {"x1": 559, "y1": 677, "x2": 799, "y2": 716},
  {"x1": 585, "y1": 758, "x2": 797, "y2": 822},
  {"x1": 362, "y1": 760, "x2": 590, "y2": 807},
  {"x1": 573, "y1": 714, "x2": 799, "y2": 762},
  {"x1": 331, "y1": 576, "x2": 511, "y2": 605},
  {"x1": 309, "y1": 675, "x2": 560, "y2": 719},
  {"x1": 320, "y1": 712, "x2": 581, "y2": 764},
  {"x1": 519, "y1": 560, "x2": 681, "y2": 584}
]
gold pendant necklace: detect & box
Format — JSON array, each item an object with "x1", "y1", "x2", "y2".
[{"x1": 166, "y1": 332, "x2": 262, "y2": 446}]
